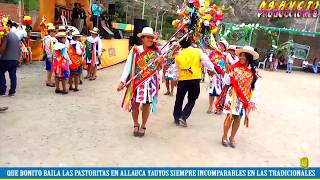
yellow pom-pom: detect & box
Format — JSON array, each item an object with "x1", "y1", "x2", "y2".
[{"x1": 211, "y1": 27, "x2": 218, "y2": 34}]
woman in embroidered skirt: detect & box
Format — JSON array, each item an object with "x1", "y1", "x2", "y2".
[
  {"x1": 68, "y1": 31, "x2": 84, "y2": 91},
  {"x1": 52, "y1": 32, "x2": 72, "y2": 95},
  {"x1": 117, "y1": 27, "x2": 160, "y2": 137},
  {"x1": 221, "y1": 46, "x2": 259, "y2": 148},
  {"x1": 207, "y1": 40, "x2": 228, "y2": 114}
]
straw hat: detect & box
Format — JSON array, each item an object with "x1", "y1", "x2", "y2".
[
  {"x1": 72, "y1": 31, "x2": 81, "y2": 37},
  {"x1": 235, "y1": 46, "x2": 259, "y2": 60},
  {"x1": 219, "y1": 39, "x2": 229, "y2": 49},
  {"x1": 89, "y1": 27, "x2": 99, "y2": 34},
  {"x1": 46, "y1": 23, "x2": 54, "y2": 27},
  {"x1": 227, "y1": 45, "x2": 237, "y2": 51},
  {"x1": 58, "y1": 26, "x2": 66, "y2": 31},
  {"x1": 137, "y1": 27, "x2": 154, "y2": 38},
  {"x1": 47, "y1": 26, "x2": 55, "y2": 31},
  {"x1": 56, "y1": 31, "x2": 67, "y2": 38}
]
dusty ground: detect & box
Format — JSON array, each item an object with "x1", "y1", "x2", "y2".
[{"x1": 0, "y1": 62, "x2": 319, "y2": 167}]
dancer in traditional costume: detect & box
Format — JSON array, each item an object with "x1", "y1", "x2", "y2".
[
  {"x1": 43, "y1": 25, "x2": 57, "y2": 87},
  {"x1": 117, "y1": 27, "x2": 160, "y2": 137},
  {"x1": 221, "y1": 46, "x2": 259, "y2": 148},
  {"x1": 85, "y1": 27, "x2": 102, "y2": 81},
  {"x1": 52, "y1": 32, "x2": 71, "y2": 94},
  {"x1": 163, "y1": 38, "x2": 179, "y2": 96},
  {"x1": 173, "y1": 36, "x2": 216, "y2": 127},
  {"x1": 66, "y1": 27, "x2": 73, "y2": 46},
  {"x1": 207, "y1": 40, "x2": 228, "y2": 114},
  {"x1": 57, "y1": 26, "x2": 69, "y2": 47},
  {"x1": 214, "y1": 45, "x2": 239, "y2": 113},
  {"x1": 68, "y1": 31, "x2": 84, "y2": 92}
]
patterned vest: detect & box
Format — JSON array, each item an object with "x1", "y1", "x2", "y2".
[{"x1": 68, "y1": 43, "x2": 83, "y2": 70}]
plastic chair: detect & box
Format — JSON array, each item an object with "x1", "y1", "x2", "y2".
[{"x1": 258, "y1": 58, "x2": 268, "y2": 70}]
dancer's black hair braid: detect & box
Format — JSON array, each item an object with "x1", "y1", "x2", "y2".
[{"x1": 244, "y1": 53, "x2": 258, "y2": 90}]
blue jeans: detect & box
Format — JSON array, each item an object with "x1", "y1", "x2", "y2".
[
  {"x1": 0, "y1": 60, "x2": 18, "y2": 95},
  {"x1": 287, "y1": 63, "x2": 293, "y2": 73}
]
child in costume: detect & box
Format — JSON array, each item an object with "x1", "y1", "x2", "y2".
[
  {"x1": 52, "y1": 32, "x2": 72, "y2": 94},
  {"x1": 43, "y1": 25, "x2": 57, "y2": 87},
  {"x1": 207, "y1": 40, "x2": 228, "y2": 114},
  {"x1": 68, "y1": 31, "x2": 84, "y2": 91},
  {"x1": 66, "y1": 28, "x2": 73, "y2": 46},
  {"x1": 85, "y1": 27, "x2": 102, "y2": 80},
  {"x1": 117, "y1": 27, "x2": 161, "y2": 137},
  {"x1": 222, "y1": 46, "x2": 259, "y2": 148}
]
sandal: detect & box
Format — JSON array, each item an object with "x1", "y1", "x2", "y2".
[
  {"x1": 206, "y1": 109, "x2": 213, "y2": 114},
  {"x1": 138, "y1": 127, "x2": 146, "y2": 137},
  {"x1": 222, "y1": 137, "x2": 228, "y2": 147},
  {"x1": 164, "y1": 92, "x2": 170, "y2": 95},
  {"x1": 55, "y1": 89, "x2": 62, "y2": 94},
  {"x1": 73, "y1": 88, "x2": 79, "y2": 92},
  {"x1": 133, "y1": 124, "x2": 140, "y2": 137},
  {"x1": 229, "y1": 137, "x2": 236, "y2": 148},
  {"x1": 46, "y1": 83, "x2": 55, "y2": 87}
]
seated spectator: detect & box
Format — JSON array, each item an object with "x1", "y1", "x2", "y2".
[{"x1": 302, "y1": 60, "x2": 309, "y2": 72}]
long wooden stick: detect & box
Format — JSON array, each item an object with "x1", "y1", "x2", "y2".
[{"x1": 124, "y1": 30, "x2": 191, "y2": 87}]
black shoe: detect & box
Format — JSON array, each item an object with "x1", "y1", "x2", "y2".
[
  {"x1": 61, "y1": 91, "x2": 68, "y2": 95},
  {"x1": 0, "y1": 106, "x2": 8, "y2": 112},
  {"x1": 174, "y1": 121, "x2": 180, "y2": 126},
  {"x1": 8, "y1": 93, "x2": 15, "y2": 97},
  {"x1": 55, "y1": 89, "x2": 62, "y2": 94},
  {"x1": 179, "y1": 118, "x2": 187, "y2": 127}
]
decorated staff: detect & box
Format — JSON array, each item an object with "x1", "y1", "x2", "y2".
[{"x1": 171, "y1": 0, "x2": 225, "y2": 50}]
